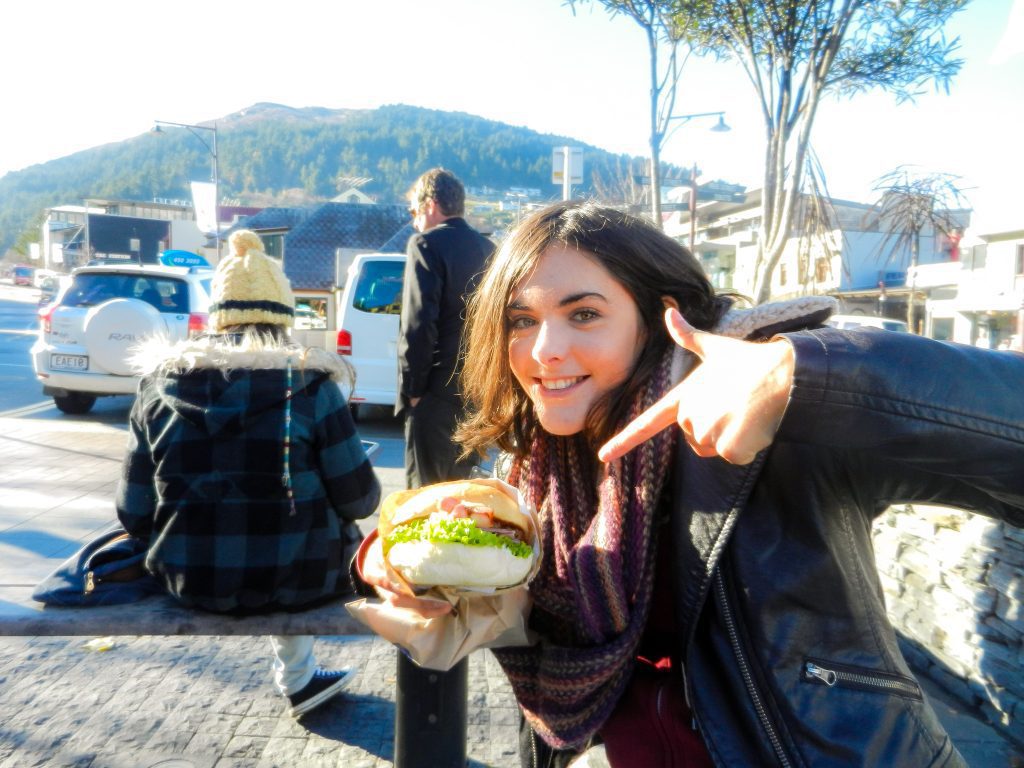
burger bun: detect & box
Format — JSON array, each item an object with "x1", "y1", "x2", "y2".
[{"x1": 387, "y1": 540, "x2": 533, "y2": 588}]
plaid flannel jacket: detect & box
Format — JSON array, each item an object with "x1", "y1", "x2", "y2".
[{"x1": 115, "y1": 337, "x2": 380, "y2": 613}]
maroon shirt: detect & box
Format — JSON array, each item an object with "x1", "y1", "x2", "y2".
[{"x1": 599, "y1": 530, "x2": 713, "y2": 767}]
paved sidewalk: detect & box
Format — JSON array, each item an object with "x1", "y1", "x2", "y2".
[{"x1": 0, "y1": 407, "x2": 1020, "y2": 766}]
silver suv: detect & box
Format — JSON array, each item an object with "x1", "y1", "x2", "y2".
[{"x1": 31, "y1": 263, "x2": 213, "y2": 414}]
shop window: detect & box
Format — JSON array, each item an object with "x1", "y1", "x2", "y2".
[
  {"x1": 931, "y1": 317, "x2": 954, "y2": 341},
  {"x1": 261, "y1": 232, "x2": 285, "y2": 261},
  {"x1": 294, "y1": 296, "x2": 329, "y2": 330}
]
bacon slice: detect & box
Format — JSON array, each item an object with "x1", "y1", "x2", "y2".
[
  {"x1": 432, "y1": 497, "x2": 522, "y2": 540},
  {"x1": 438, "y1": 496, "x2": 495, "y2": 524}
]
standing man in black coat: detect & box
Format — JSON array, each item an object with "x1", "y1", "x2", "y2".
[{"x1": 398, "y1": 168, "x2": 495, "y2": 489}]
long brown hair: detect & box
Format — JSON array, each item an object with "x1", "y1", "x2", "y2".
[{"x1": 456, "y1": 201, "x2": 732, "y2": 458}]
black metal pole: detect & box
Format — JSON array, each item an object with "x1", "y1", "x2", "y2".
[{"x1": 394, "y1": 651, "x2": 468, "y2": 768}]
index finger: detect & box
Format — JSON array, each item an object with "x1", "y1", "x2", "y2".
[{"x1": 598, "y1": 384, "x2": 681, "y2": 463}]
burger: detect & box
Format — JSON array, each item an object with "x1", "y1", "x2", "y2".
[{"x1": 379, "y1": 479, "x2": 535, "y2": 589}]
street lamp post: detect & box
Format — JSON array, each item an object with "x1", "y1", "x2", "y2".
[
  {"x1": 152, "y1": 119, "x2": 220, "y2": 261},
  {"x1": 654, "y1": 111, "x2": 730, "y2": 230}
]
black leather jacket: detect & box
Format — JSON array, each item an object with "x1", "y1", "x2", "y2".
[{"x1": 674, "y1": 328, "x2": 1024, "y2": 767}]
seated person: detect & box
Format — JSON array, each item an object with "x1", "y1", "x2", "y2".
[{"x1": 116, "y1": 230, "x2": 380, "y2": 718}]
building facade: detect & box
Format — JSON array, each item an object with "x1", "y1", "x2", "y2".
[
  {"x1": 916, "y1": 229, "x2": 1024, "y2": 350},
  {"x1": 665, "y1": 187, "x2": 971, "y2": 331},
  {"x1": 40, "y1": 199, "x2": 207, "y2": 271}
]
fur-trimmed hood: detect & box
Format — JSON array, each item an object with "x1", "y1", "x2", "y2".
[
  {"x1": 130, "y1": 334, "x2": 353, "y2": 437},
  {"x1": 130, "y1": 334, "x2": 351, "y2": 382},
  {"x1": 716, "y1": 295, "x2": 837, "y2": 340}
]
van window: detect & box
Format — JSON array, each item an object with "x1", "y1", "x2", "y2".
[{"x1": 352, "y1": 261, "x2": 404, "y2": 315}]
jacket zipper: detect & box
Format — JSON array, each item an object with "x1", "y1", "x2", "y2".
[
  {"x1": 803, "y1": 659, "x2": 922, "y2": 699},
  {"x1": 714, "y1": 570, "x2": 792, "y2": 767},
  {"x1": 654, "y1": 678, "x2": 673, "y2": 765}
]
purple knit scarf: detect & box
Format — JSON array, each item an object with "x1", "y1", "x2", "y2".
[{"x1": 493, "y1": 348, "x2": 677, "y2": 750}]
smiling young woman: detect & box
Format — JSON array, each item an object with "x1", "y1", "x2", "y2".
[{"x1": 430, "y1": 201, "x2": 1024, "y2": 768}]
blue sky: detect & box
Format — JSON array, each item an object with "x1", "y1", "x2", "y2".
[{"x1": 2, "y1": 0, "x2": 1020, "y2": 233}]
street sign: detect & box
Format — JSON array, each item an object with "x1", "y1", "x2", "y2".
[
  {"x1": 661, "y1": 202, "x2": 691, "y2": 212},
  {"x1": 552, "y1": 147, "x2": 583, "y2": 185},
  {"x1": 697, "y1": 190, "x2": 746, "y2": 203},
  {"x1": 700, "y1": 180, "x2": 744, "y2": 194},
  {"x1": 697, "y1": 181, "x2": 746, "y2": 203},
  {"x1": 633, "y1": 175, "x2": 689, "y2": 188}
]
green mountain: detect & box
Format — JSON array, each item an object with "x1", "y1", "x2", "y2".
[{"x1": 0, "y1": 102, "x2": 653, "y2": 256}]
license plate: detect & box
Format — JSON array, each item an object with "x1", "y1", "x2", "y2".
[{"x1": 50, "y1": 354, "x2": 88, "y2": 371}]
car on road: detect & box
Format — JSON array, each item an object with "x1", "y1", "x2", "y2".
[
  {"x1": 335, "y1": 253, "x2": 404, "y2": 415},
  {"x1": 294, "y1": 305, "x2": 327, "y2": 330},
  {"x1": 31, "y1": 261, "x2": 213, "y2": 414},
  {"x1": 825, "y1": 314, "x2": 909, "y2": 333},
  {"x1": 13, "y1": 265, "x2": 34, "y2": 286},
  {"x1": 32, "y1": 269, "x2": 59, "y2": 289},
  {"x1": 37, "y1": 274, "x2": 71, "y2": 306}
]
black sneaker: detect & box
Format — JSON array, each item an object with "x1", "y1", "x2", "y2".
[{"x1": 287, "y1": 668, "x2": 355, "y2": 717}]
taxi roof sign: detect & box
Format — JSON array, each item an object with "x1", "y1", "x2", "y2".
[{"x1": 160, "y1": 250, "x2": 211, "y2": 269}]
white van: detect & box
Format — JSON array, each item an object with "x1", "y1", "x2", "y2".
[
  {"x1": 826, "y1": 314, "x2": 908, "y2": 333},
  {"x1": 336, "y1": 253, "x2": 405, "y2": 413}
]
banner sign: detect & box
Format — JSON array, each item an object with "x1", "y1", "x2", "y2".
[{"x1": 191, "y1": 181, "x2": 217, "y2": 234}]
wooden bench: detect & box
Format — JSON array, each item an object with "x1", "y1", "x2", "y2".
[{"x1": 0, "y1": 584, "x2": 370, "y2": 636}]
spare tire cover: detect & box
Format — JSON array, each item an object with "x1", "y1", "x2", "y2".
[{"x1": 84, "y1": 298, "x2": 164, "y2": 376}]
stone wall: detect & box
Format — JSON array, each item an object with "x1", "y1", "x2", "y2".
[{"x1": 873, "y1": 504, "x2": 1024, "y2": 746}]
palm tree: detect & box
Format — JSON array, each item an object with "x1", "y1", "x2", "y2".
[{"x1": 866, "y1": 167, "x2": 971, "y2": 333}]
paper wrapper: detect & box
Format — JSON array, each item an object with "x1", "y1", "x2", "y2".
[{"x1": 346, "y1": 477, "x2": 540, "y2": 671}]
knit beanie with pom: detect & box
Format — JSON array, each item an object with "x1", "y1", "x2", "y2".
[{"x1": 209, "y1": 230, "x2": 295, "y2": 332}]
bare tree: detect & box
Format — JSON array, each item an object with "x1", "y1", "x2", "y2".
[
  {"x1": 866, "y1": 166, "x2": 970, "y2": 332},
  {"x1": 590, "y1": 156, "x2": 649, "y2": 209},
  {"x1": 678, "y1": 0, "x2": 967, "y2": 303},
  {"x1": 568, "y1": 1, "x2": 697, "y2": 228}
]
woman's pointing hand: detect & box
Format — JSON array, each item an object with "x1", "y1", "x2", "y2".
[{"x1": 598, "y1": 308, "x2": 795, "y2": 465}]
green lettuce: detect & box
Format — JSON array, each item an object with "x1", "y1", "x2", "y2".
[{"x1": 385, "y1": 517, "x2": 532, "y2": 559}]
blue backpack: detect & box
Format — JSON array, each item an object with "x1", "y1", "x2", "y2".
[{"x1": 32, "y1": 522, "x2": 163, "y2": 606}]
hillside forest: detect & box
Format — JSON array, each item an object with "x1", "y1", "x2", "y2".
[{"x1": 0, "y1": 103, "x2": 659, "y2": 257}]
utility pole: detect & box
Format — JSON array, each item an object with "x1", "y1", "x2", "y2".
[{"x1": 688, "y1": 163, "x2": 699, "y2": 249}]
